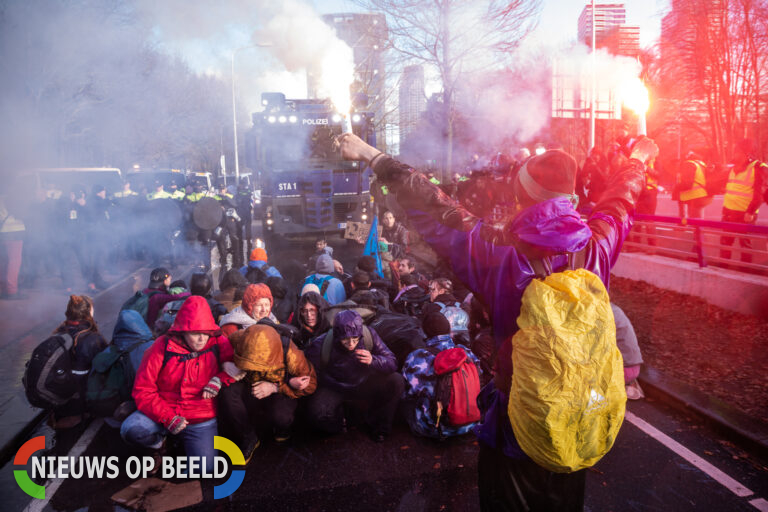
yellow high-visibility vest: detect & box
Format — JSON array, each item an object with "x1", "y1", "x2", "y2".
[
  {"x1": 680, "y1": 160, "x2": 707, "y2": 202},
  {"x1": 147, "y1": 190, "x2": 173, "y2": 200},
  {"x1": 724, "y1": 161, "x2": 759, "y2": 212}
]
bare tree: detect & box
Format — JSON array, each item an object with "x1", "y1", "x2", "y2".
[
  {"x1": 658, "y1": 0, "x2": 768, "y2": 162},
  {"x1": 351, "y1": 0, "x2": 541, "y2": 181}
]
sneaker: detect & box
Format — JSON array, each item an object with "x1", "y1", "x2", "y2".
[
  {"x1": 626, "y1": 379, "x2": 645, "y2": 400},
  {"x1": 242, "y1": 434, "x2": 260, "y2": 465},
  {"x1": 274, "y1": 428, "x2": 291, "y2": 443}
]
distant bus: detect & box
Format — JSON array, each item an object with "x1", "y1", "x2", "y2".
[{"x1": 244, "y1": 93, "x2": 375, "y2": 245}]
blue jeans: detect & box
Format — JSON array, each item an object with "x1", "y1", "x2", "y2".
[{"x1": 120, "y1": 411, "x2": 217, "y2": 473}]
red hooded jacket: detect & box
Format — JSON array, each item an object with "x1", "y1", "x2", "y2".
[{"x1": 133, "y1": 296, "x2": 235, "y2": 426}]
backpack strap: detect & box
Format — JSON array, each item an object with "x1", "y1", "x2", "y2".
[
  {"x1": 321, "y1": 329, "x2": 334, "y2": 368},
  {"x1": 160, "y1": 338, "x2": 220, "y2": 373},
  {"x1": 361, "y1": 326, "x2": 373, "y2": 351},
  {"x1": 529, "y1": 258, "x2": 552, "y2": 279},
  {"x1": 568, "y1": 248, "x2": 587, "y2": 271}
]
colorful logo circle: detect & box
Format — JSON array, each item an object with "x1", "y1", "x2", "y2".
[
  {"x1": 14, "y1": 436, "x2": 46, "y2": 499},
  {"x1": 213, "y1": 435, "x2": 246, "y2": 499}
]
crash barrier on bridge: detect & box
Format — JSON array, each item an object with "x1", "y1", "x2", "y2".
[
  {"x1": 613, "y1": 214, "x2": 768, "y2": 317},
  {"x1": 625, "y1": 214, "x2": 768, "y2": 277}
]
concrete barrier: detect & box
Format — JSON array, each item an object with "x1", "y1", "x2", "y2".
[{"x1": 612, "y1": 252, "x2": 768, "y2": 318}]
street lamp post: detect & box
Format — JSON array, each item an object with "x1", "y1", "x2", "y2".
[{"x1": 231, "y1": 43, "x2": 271, "y2": 185}]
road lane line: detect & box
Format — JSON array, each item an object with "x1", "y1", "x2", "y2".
[
  {"x1": 750, "y1": 499, "x2": 768, "y2": 512},
  {"x1": 22, "y1": 418, "x2": 104, "y2": 512},
  {"x1": 625, "y1": 411, "x2": 753, "y2": 498}
]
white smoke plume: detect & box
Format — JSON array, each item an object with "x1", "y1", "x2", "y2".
[{"x1": 255, "y1": 0, "x2": 355, "y2": 112}]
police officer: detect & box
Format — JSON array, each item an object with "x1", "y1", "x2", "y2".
[
  {"x1": 147, "y1": 180, "x2": 173, "y2": 200},
  {"x1": 720, "y1": 139, "x2": 767, "y2": 263}
]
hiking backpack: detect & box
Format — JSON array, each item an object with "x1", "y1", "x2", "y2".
[
  {"x1": 22, "y1": 333, "x2": 79, "y2": 409},
  {"x1": 303, "y1": 274, "x2": 334, "y2": 301},
  {"x1": 154, "y1": 298, "x2": 188, "y2": 335},
  {"x1": 427, "y1": 346, "x2": 482, "y2": 429},
  {"x1": 246, "y1": 264, "x2": 272, "y2": 284},
  {"x1": 86, "y1": 341, "x2": 146, "y2": 417},
  {"x1": 393, "y1": 289, "x2": 429, "y2": 317},
  {"x1": 435, "y1": 301, "x2": 469, "y2": 334},
  {"x1": 507, "y1": 256, "x2": 626, "y2": 473},
  {"x1": 121, "y1": 290, "x2": 161, "y2": 322},
  {"x1": 370, "y1": 311, "x2": 425, "y2": 367}
]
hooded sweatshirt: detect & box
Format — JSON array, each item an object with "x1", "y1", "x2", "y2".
[
  {"x1": 372, "y1": 154, "x2": 645, "y2": 459},
  {"x1": 133, "y1": 296, "x2": 235, "y2": 427},
  {"x1": 305, "y1": 310, "x2": 397, "y2": 392},
  {"x1": 303, "y1": 254, "x2": 346, "y2": 305},
  {"x1": 229, "y1": 324, "x2": 317, "y2": 398},
  {"x1": 111, "y1": 310, "x2": 154, "y2": 372}
]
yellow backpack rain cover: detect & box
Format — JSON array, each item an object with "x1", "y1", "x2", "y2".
[{"x1": 508, "y1": 268, "x2": 626, "y2": 473}]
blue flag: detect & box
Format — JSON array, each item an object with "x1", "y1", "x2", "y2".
[{"x1": 362, "y1": 216, "x2": 384, "y2": 279}]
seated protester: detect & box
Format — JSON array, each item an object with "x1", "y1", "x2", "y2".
[
  {"x1": 611, "y1": 303, "x2": 645, "y2": 400},
  {"x1": 121, "y1": 267, "x2": 173, "y2": 324},
  {"x1": 51, "y1": 295, "x2": 108, "y2": 428},
  {"x1": 145, "y1": 271, "x2": 192, "y2": 329},
  {"x1": 401, "y1": 313, "x2": 482, "y2": 439},
  {"x1": 220, "y1": 283, "x2": 279, "y2": 337},
  {"x1": 220, "y1": 283, "x2": 299, "y2": 342},
  {"x1": 308, "y1": 236, "x2": 334, "y2": 272},
  {"x1": 121, "y1": 296, "x2": 235, "y2": 474},
  {"x1": 241, "y1": 247, "x2": 283, "y2": 283},
  {"x1": 348, "y1": 271, "x2": 390, "y2": 310},
  {"x1": 303, "y1": 254, "x2": 346, "y2": 305},
  {"x1": 291, "y1": 291, "x2": 331, "y2": 349},
  {"x1": 304, "y1": 310, "x2": 404, "y2": 442},
  {"x1": 189, "y1": 272, "x2": 227, "y2": 323},
  {"x1": 380, "y1": 210, "x2": 409, "y2": 260},
  {"x1": 219, "y1": 324, "x2": 317, "y2": 457},
  {"x1": 88, "y1": 310, "x2": 155, "y2": 423},
  {"x1": 423, "y1": 277, "x2": 470, "y2": 345},
  {"x1": 152, "y1": 281, "x2": 192, "y2": 335},
  {"x1": 300, "y1": 283, "x2": 321, "y2": 297},
  {"x1": 396, "y1": 256, "x2": 429, "y2": 293},
  {"x1": 265, "y1": 275, "x2": 295, "y2": 325},
  {"x1": 392, "y1": 274, "x2": 430, "y2": 317},
  {"x1": 215, "y1": 269, "x2": 248, "y2": 312}
]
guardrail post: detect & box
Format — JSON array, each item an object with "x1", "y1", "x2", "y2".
[{"x1": 694, "y1": 225, "x2": 706, "y2": 268}]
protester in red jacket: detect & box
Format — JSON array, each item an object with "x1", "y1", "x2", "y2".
[{"x1": 120, "y1": 296, "x2": 234, "y2": 473}]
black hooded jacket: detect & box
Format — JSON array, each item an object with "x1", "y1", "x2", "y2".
[{"x1": 291, "y1": 292, "x2": 331, "y2": 349}]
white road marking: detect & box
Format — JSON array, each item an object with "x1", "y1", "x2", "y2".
[
  {"x1": 750, "y1": 498, "x2": 768, "y2": 512},
  {"x1": 625, "y1": 411, "x2": 753, "y2": 498},
  {"x1": 23, "y1": 418, "x2": 104, "y2": 512}
]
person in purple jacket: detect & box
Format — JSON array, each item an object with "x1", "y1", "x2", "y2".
[
  {"x1": 338, "y1": 133, "x2": 659, "y2": 511},
  {"x1": 304, "y1": 310, "x2": 404, "y2": 442}
]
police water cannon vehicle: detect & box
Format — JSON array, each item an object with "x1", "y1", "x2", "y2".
[{"x1": 244, "y1": 92, "x2": 376, "y2": 247}]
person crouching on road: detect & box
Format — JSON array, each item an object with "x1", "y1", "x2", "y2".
[
  {"x1": 121, "y1": 295, "x2": 235, "y2": 474},
  {"x1": 304, "y1": 310, "x2": 404, "y2": 442},
  {"x1": 52, "y1": 295, "x2": 108, "y2": 428},
  {"x1": 401, "y1": 313, "x2": 482, "y2": 439},
  {"x1": 218, "y1": 324, "x2": 317, "y2": 461}
]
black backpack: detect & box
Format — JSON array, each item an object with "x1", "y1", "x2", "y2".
[
  {"x1": 23, "y1": 333, "x2": 79, "y2": 409},
  {"x1": 246, "y1": 264, "x2": 272, "y2": 284},
  {"x1": 370, "y1": 311, "x2": 426, "y2": 367}
]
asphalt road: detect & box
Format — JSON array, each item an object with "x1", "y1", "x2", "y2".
[{"x1": 2, "y1": 234, "x2": 768, "y2": 512}]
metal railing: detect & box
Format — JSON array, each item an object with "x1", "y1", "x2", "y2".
[{"x1": 625, "y1": 214, "x2": 768, "y2": 276}]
